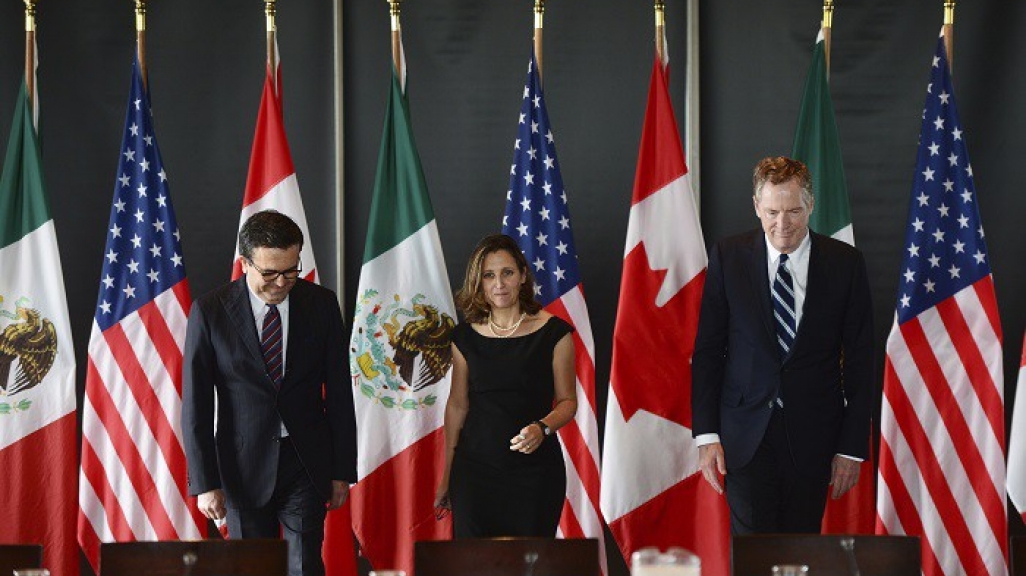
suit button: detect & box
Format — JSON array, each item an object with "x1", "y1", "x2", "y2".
[{"x1": 767, "y1": 401, "x2": 774, "y2": 409}]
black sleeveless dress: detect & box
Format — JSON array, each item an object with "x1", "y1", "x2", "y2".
[{"x1": 449, "y1": 316, "x2": 573, "y2": 538}]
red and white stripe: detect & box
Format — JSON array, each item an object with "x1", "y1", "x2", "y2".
[
  {"x1": 78, "y1": 282, "x2": 205, "y2": 569},
  {"x1": 545, "y1": 286, "x2": 607, "y2": 572},
  {"x1": 231, "y1": 56, "x2": 318, "y2": 283},
  {"x1": 601, "y1": 55, "x2": 730, "y2": 576},
  {"x1": 876, "y1": 278, "x2": 1006, "y2": 576},
  {"x1": 1006, "y1": 333, "x2": 1026, "y2": 521}
]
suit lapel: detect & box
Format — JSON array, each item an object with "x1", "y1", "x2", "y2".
[
  {"x1": 224, "y1": 279, "x2": 268, "y2": 376},
  {"x1": 280, "y1": 282, "x2": 311, "y2": 390},
  {"x1": 748, "y1": 233, "x2": 778, "y2": 348}
]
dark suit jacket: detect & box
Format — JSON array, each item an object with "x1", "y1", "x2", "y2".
[
  {"x1": 182, "y1": 279, "x2": 357, "y2": 508},
  {"x1": 692, "y1": 230, "x2": 874, "y2": 481}
]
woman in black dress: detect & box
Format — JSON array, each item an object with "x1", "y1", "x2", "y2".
[{"x1": 434, "y1": 234, "x2": 578, "y2": 537}]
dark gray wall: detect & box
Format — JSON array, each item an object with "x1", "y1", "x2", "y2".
[
  {"x1": 0, "y1": 0, "x2": 336, "y2": 372},
  {"x1": 2, "y1": 0, "x2": 1025, "y2": 572}
]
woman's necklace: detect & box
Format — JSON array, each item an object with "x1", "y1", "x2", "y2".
[{"x1": 487, "y1": 311, "x2": 527, "y2": 338}]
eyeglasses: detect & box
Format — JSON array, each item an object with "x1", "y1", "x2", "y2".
[{"x1": 246, "y1": 257, "x2": 303, "y2": 282}]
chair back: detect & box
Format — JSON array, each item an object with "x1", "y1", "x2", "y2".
[
  {"x1": 99, "y1": 539, "x2": 287, "y2": 576},
  {"x1": 731, "y1": 534, "x2": 920, "y2": 576},
  {"x1": 415, "y1": 538, "x2": 600, "y2": 576},
  {"x1": 0, "y1": 544, "x2": 43, "y2": 575}
]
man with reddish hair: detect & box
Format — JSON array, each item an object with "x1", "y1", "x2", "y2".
[{"x1": 692, "y1": 157, "x2": 874, "y2": 533}]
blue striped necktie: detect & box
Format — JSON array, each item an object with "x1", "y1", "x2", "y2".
[
  {"x1": 261, "y1": 304, "x2": 284, "y2": 388},
  {"x1": 772, "y1": 253, "x2": 797, "y2": 359}
]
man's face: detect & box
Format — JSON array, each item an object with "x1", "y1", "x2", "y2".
[
  {"x1": 753, "y1": 179, "x2": 813, "y2": 254},
  {"x1": 241, "y1": 245, "x2": 301, "y2": 304}
]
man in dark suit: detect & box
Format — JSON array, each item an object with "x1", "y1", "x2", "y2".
[
  {"x1": 692, "y1": 157, "x2": 873, "y2": 534},
  {"x1": 182, "y1": 210, "x2": 356, "y2": 576}
]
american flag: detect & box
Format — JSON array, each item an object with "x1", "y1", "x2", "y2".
[
  {"x1": 501, "y1": 56, "x2": 606, "y2": 571},
  {"x1": 875, "y1": 33, "x2": 1006, "y2": 576},
  {"x1": 78, "y1": 60, "x2": 205, "y2": 570}
]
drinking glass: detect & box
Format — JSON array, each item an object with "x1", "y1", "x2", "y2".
[
  {"x1": 631, "y1": 547, "x2": 700, "y2": 576},
  {"x1": 770, "y1": 565, "x2": 809, "y2": 576}
]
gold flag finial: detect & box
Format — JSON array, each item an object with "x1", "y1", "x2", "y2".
[
  {"x1": 822, "y1": 0, "x2": 834, "y2": 29},
  {"x1": 943, "y1": 0, "x2": 955, "y2": 72},
  {"x1": 24, "y1": 0, "x2": 36, "y2": 32},
  {"x1": 266, "y1": 0, "x2": 277, "y2": 33},
  {"x1": 386, "y1": 0, "x2": 402, "y2": 78},
  {"x1": 135, "y1": 0, "x2": 146, "y2": 33},
  {"x1": 822, "y1": 0, "x2": 835, "y2": 77},
  {"x1": 654, "y1": 0, "x2": 665, "y2": 65},
  {"x1": 534, "y1": 0, "x2": 546, "y2": 82},
  {"x1": 135, "y1": 0, "x2": 148, "y2": 87},
  {"x1": 24, "y1": 0, "x2": 37, "y2": 113},
  {"x1": 265, "y1": 0, "x2": 278, "y2": 74},
  {"x1": 388, "y1": 0, "x2": 401, "y2": 33}
]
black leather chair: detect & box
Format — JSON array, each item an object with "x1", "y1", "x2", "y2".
[
  {"x1": 732, "y1": 534, "x2": 921, "y2": 576},
  {"x1": 0, "y1": 544, "x2": 43, "y2": 575},
  {"x1": 415, "y1": 538, "x2": 600, "y2": 576},
  {"x1": 99, "y1": 539, "x2": 287, "y2": 576}
]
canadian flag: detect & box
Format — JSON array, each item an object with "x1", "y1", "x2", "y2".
[
  {"x1": 231, "y1": 56, "x2": 318, "y2": 283},
  {"x1": 600, "y1": 54, "x2": 730, "y2": 575}
]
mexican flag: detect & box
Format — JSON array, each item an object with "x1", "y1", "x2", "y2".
[
  {"x1": 792, "y1": 27, "x2": 873, "y2": 534},
  {"x1": 345, "y1": 61, "x2": 456, "y2": 574},
  {"x1": 0, "y1": 79, "x2": 78, "y2": 576},
  {"x1": 792, "y1": 28, "x2": 854, "y2": 245}
]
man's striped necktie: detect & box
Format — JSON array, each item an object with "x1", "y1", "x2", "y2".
[
  {"x1": 261, "y1": 304, "x2": 284, "y2": 388},
  {"x1": 772, "y1": 253, "x2": 797, "y2": 359}
]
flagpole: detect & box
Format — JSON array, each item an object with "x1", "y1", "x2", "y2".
[
  {"x1": 822, "y1": 0, "x2": 833, "y2": 78},
  {"x1": 943, "y1": 0, "x2": 955, "y2": 73},
  {"x1": 266, "y1": 0, "x2": 277, "y2": 74},
  {"x1": 135, "y1": 0, "x2": 148, "y2": 90},
  {"x1": 334, "y1": 0, "x2": 345, "y2": 303},
  {"x1": 654, "y1": 0, "x2": 665, "y2": 65},
  {"x1": 388, "y1": 0, "x2": 402, "y2": 80},
  {"x1": 24, "y1": 0, "x2": 36, "y2": 111},
  {"x1": 685, "y1": 0, "x2": 701, "y2": 201},
  {"x1": 533, "y1": 0, "x2": 544, "y2": 83}
]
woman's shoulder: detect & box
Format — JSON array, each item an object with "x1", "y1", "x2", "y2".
[
  {"x1": 529, "y1": 312, "x2": 573, "y2": 340},
  {"x1": 451, "y1": 321, "x2": 477, "y2": 344},
  {"x1": 546, "y1": 314, "x2": 575, "y2": 338}
]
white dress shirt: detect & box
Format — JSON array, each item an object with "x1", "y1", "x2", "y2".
[{"x1": 765, "y1": 232, "x2": 811, "y2": 328}]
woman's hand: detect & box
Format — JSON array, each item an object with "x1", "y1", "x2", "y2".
[
  {"x1": 509, "y1": 423, "x2": 544, "y2": 454},
  {"x1": 434, "y1": 484, "x2": 451, "y2": 511}
]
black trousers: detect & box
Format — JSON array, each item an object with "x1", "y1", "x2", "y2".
[
  {"x1": 226, "y1": 438, "x2": 327, "y2": 576},
  {"x1": 724, "y1": 407, "x2": 830, "y2": 535}
]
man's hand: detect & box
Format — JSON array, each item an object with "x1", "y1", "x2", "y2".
[
  {"x1": 328, "y1": 480, "x2": 350, "y2": 510},
  {"x1": 698, "y1": 442, "x2": 727, "y2": 495},
  {"x1": 830, "y1": 455, "x2": 860, "y2": 499},
  {"x1": 197, "y1": 489, "x2": 226, "y2": 521}
]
